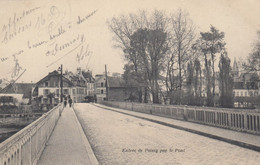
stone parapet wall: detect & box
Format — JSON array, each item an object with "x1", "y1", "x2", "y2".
[{"x1": 101, "y1": 101, "x2": 260, "y2": 135}]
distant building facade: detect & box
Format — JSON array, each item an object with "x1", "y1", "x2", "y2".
[
  {"x1": 95, "y1": 74, "x2": 107, "y2": 102},
  {"x1": 232, "y1": 58, "x2": 260, "y2": 108},
  {"x1": 32, "y1": 68, "x2": 95, "y2": 109},
  {"x1": 94, "y1": 74, "x2": 138, "y2": 103},
  {"x1": 32, "y1": 71, "x2": 73, "y2": 107},
  {"x1": 0, "y1": 83, "x2": 35, "y2": 104}
]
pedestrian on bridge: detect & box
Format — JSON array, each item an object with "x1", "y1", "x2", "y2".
[
  {"x1": 64, "y1": 96, "x2": 67, "y2": 107},
  {"x1": 68, "y1": 96, "x2": 73, "y2": 108}
]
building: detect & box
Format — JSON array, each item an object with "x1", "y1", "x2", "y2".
[
  {"x1": 232, "y1": 58, "x2": 260, "y2": 108},
  {"x1": 0, "y1": 83, "x2": 35, "y2": 104},
  {"x1": 32, "y1": 69, "x2": 94, "y2": 110},
  {"x1": 64, "y1": 68, "x2": 95, "y2": 102},
  {"x1": 95, "y1": 74, "x2": 107, "y2": 102},
  {"x1": 94, "y1": 74, "x2": 139, "y2": 102},
  {"x1": 81, "y1": 69, "x2": 95, "y2": 97},
  {"x1": 233, "y1": 81, "x2": 259, "y2": 107},
  {"x1": 107, "y1": 76, "x2": 138, "y2": 102},
  {"x1": 32, "y1": 71, "x2": 73, "y2": 108}
]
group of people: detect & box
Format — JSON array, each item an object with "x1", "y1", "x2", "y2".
[{"x1": 64, "y1": 95, "x2": 73, "y2": 108}]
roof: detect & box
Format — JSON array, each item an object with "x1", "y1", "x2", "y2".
[
  {"x1": 82, "y1": 71, "x2": 95, "y2": 83},
  {"x1": 0, "y1": 83, "x2": 35, "y2": 98},
  {"x1": 36, "y1": 70, "x2": 73, "y2": 86},
  {"x1": 95, "y1": 74, "x2": 106, "y2": 83},
  {"x1": 107, "y1": 76, "x2": 125, "y2": 87}
]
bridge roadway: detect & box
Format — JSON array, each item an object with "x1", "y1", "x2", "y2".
[
  {"x1": 73, "y1": 103, "x2": 260, "y2": 165},
  {"x1": 37, "y1": 105, "x2": 98, "y2": 165},
  {"x1": 35, "y1": 103, "x2": 260, "y2": 165}
]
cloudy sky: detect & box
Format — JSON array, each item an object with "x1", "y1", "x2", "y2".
[{"x1": 0, "y1": 0, "x2": 259, "y2": 83}]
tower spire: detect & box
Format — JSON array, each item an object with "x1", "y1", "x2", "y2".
[{"x1": 233, "y1": 57, "x2": 239, "y2": 77}]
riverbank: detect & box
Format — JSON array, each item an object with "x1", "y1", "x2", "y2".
[
  {"x1": 0, "y1": 128, "x2": 19, "y2": 143},
  {"x1": 0, "y1": 116, "x2": 40, "y2": 143}
]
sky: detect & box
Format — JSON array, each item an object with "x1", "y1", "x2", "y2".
[{"x1": 0, "y1": 0, "x2": 259, "y2": 83}]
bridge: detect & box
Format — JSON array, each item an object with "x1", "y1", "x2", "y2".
[{"x1": 1, "y1": 102, "x2": 260, "y2": 164}]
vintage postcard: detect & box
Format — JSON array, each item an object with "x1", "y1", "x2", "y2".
[{"x1": 0, "y1": 0, "x2": 260, "y2": 164}]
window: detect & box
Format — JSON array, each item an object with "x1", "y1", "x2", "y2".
[
  {"x1": 233, "y1": 92, "x2": 235, "y2": 96},
  {"x1": 245, "y1": 91, "x2": 247, "y2": 97},
  {"x1": 73, "y1": 89, "x2": 76, "y2": 94},
  {"x1": 43, "y1": 98, "x2": 48, "y2": 103},
  {"x1": 45, "y1": 82, "x2": 49, "y2": 87},
  {"x1": 101, "y1": 82, "x2": 104, "y2": 87},
  {"x1": 79, "y1": 88, "x2": 84, "y2": 94},
  {"x1": 63, "y1": 89, "x2": 69, "y2": 95},
  {"x1": 56, "y1": 89, "x2": 59, "y2": 96},
  {"x1": 44, "y1": 89, "x2": 49, "y2": 96},
  {"x1": 240, "y1": 91, "x2": 243, "y2": 96},
  {"x1": 236, "y1": 92, "x2": 239, "y2": 96},
  {"x1": 101, "y1": 90, "x2": 103, "y2": 94},
  {"x1": 55, "y1": 81, "x2": 59, "y2": 87}
]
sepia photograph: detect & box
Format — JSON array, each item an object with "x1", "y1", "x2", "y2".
[{"x1": 0, "y1": 0, "x2": 260, "y2": 164}]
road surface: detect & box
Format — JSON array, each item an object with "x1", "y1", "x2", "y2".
[{"x1": 74, "y1": 103, "x2": 260, "y2": 165}]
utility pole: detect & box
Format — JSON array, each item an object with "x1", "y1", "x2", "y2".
[
  {"x1": 58, "y1": 64, "x2": 63, "y2": 103},
  {"x1": 105, "y1": 65, "x2": 108, "y2": 101}
]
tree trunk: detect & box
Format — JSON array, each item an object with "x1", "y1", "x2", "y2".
[{"x1": 211, "y1": 53, "x2": 215, "y2": 97}]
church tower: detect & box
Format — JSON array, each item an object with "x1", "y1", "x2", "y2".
[{"x1": 232, "y1": 57, "x2": 239, "y2": 78}]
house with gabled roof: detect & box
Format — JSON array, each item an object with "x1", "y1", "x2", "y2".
[
  {"x1": 0, "y1": 83, "x2": 35, "y2": 104},
  {"x1": 94, "y1": 74, "x2": 138, "y2": 102},
  {"x1": 32, "y1": 69, "x2": 91, "y2": 110},
  {"x1": 32, "y1": 70, "x2": 73, "y2": 108}
]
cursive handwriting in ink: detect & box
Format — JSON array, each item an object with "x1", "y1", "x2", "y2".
[
  {"x1": 49, "y1": 25, "x2": 66, "y2": 40},
  {"x1": 35, "y1": 6, "x2": 60, "y2": 29},
  {"x1": 76, "y1": 45, "x2": 92, "y2": 63},
  {"x1": 77, "y1": 9, "x2": 98, "y2": 24},
  {"x1": 2, "y1": 21, "x2": 32, "y2": 44},
  {"x1": 2, "y1": 7, "x2": 40, "y2": 44},
  {"x1": 45, "y1": 34, "x2": 85, "y2": 56},
  {"x1": 13, "y1": 50, "x2": 24, "y2": 56},
  {"x1": 47, "y1": 6, "x2": 66, "y2": 35},
  {"x1": 35, "y1": 13, "x2": 46, "y2": 29},
  {"x1": 1, "y1": 50, "x2": 23, "y2": 63},
  {"x1": 35, "y1": 6, "x2": 66, "y2": 36},
  {"x1": 27, "y1": 40, "x2": 48, "y2": 49},
  {"x1": 11, "y1": 55, "x2": 23, "y2": 78},
  {"x1": 1, "y1": 57, "x2": 9, "y2": 62}
]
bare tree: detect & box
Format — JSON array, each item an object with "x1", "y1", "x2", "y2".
[
  {"x1": 108, "y1": 10, "x2": 169, "y2": 103},
  {"x1": 168, "y1": 9, "x2": 196, "y2": 104},
  {"x1": 243, "y1": 31, "x2": 260, "y2": 73}
]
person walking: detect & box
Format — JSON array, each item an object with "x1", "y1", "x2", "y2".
[
  {"x1": 64, "y1": 96, "x2": 67, "y2": 107},
  {"x1": 69, "y1": 97, "x2": 73, "y2": 107}
]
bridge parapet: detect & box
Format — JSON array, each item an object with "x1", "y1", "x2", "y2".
[
  {"x1": 102, "y1": 101, "x2": 260, "y2": 135},
  {"x1": 0, "y1": 104, "x2": 63, "y2": 165}
]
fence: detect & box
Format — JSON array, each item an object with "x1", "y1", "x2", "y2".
[
  {"x1": 0, "y1": 104, "x2": 63, "y2": 165},
  {"x1": 101, "y1": 101, "x2": 260, "y2": 135}
]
